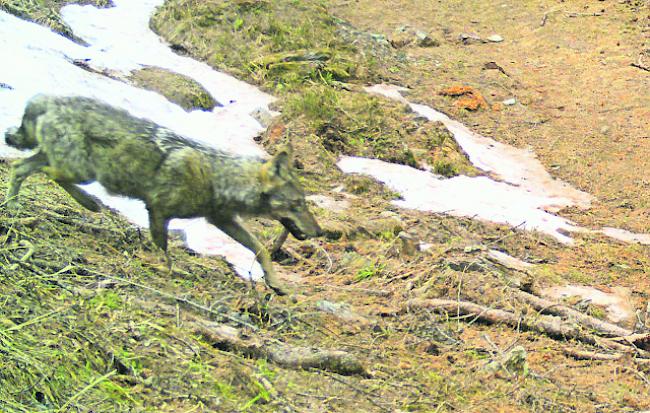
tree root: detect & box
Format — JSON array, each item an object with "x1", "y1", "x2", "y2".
[
  {"x1": 193, "y1": 320, "x2": 369, "y2": 376},
  {"x1": 406, "y1": 298, "x2": 650, "y2": 356},
  {"x1": 136, "y1": 299, "x2": 368, "y2": 376},
  {"x1": 509, "y1": 289, "x2": 633, "y2": 337}
]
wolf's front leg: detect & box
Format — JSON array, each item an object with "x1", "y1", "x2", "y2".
[
  {"x1": 5, "y1": 151, "x2": 49, "y2": 209},
  {"x1": 215, "y1": 216, "x2": 289, "y2": 296}
]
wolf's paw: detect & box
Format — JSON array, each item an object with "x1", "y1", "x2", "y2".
[{"x1": 267, "y1": 282, "x2": 291, "y2": 296}]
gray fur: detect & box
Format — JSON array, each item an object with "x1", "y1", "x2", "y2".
[{"x1": 5, "y1": 94, "x2": 322, "y2": 295}]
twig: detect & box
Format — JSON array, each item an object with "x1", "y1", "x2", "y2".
[
  {"x1": 194, "y1": 321, "x2": 367, "y2": 376},
  {"x1": 406, "y1": 298, "x2": 648, "y2": 354},
  {"x1": 562, "y1": 347, "x2": 622, "y2": 361},
  {"x1": 565, "y1": 12, "x2": 603, "y2": 18},
  {"x1": 631, "y1": 63, "x2": 650, "y2": 72}
]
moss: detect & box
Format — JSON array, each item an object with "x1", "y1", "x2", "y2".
[
  {"x1": 0, "y1": 0, "x2": 113, "y2": 41},
  {"x1": 129, "y1": 66, "x2": 219, "y2": 111}
]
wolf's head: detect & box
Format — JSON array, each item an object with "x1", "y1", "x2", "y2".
[
  {"x1": 261, "y1": 147, "x2": 322, "y2": 240},
  {"x1": 6, "y1": 95, "x2": 54, "y2": 150}
]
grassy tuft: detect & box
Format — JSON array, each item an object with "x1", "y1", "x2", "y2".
[{"x1": 0, "y1": 0, "x2": 112, "y2": 41}]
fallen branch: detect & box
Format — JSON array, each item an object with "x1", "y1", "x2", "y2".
[
  {"x1": 406, "y1": 298, "x2": 645, "y2": 354},
  {"x1": 137, "y1": 299, "x2": 368, "y2": 376},
  {"x1": 631, "y1": 63, "x2": 650, "y2": 72},
  {"x1": 193, "y1": 321, "x2": 368, "y2": 376},
  {"x1": 562, "y1": 347, "x2": 623, "y2": 361},
  {"x1": 509, "y1": 289, "x2": 633, "y2": 337},
  {"x1": 562, "y1": 347, "x2": 650, "y2": 366}
]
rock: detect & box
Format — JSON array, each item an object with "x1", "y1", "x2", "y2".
[
  {"x1": 306, "y1": 194, "x2": 350, "y2": 213},
  {"x1": 418, "y1": 242, "x2": 434, "y2": 252},
  {"x1": 316, "y1": 300, "x2": 370, "y2": 326},
  {"x1": 250, "y1": 107, "x2": 278, "y2": 128},
  {"x1": 487, "y1": 250, "x2": 533, "y2": 271},
  {"x1": 487, "y1": 34, "x2": 504, "y2": 43},
  {"x1": 379, "y1": 210, "x2": 400, "y2": 219},
  {"x1": 390, "y1": 26, "x2": 439, "y2": 48},
  {"x1": 129, "y1": 66, "x2": 220, "y2": 111},
  {"x1": 370, "y1": 33, "x2": 389, "y2": 45},
  {"x1": 458, "y1": 32, "x2": 484, "y2": 44},
  {"x1": 390, "y1": 31, "x2": 414, "y2": 49},
  {"x1": 397, "y1": 231, "x2": 418, "y2": 256},
  {"x1": 415, "y1": 30, "x2": 440, "y2": 47},
  {"x1": 463, "y1": 245, "x2": 485, "y2": 253},
  {"x1": 485, "y1": 345, "x2": 528, "y2": 376},
  {"x1": 502, "y1": 98, "x2": 516, "y2": 106}
]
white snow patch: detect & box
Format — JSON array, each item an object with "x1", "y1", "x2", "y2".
[
  {"x1": 365, "y1": 84, "x2": 592, "y2": 211},
  {"x1": 541, "y1": 285, "x2": 636, "y2": 324},
  {"x1": 338, "y1": 156, "x2": 579, "y2": 243},
  {"x1": 600, "y1": 227, "x2": 650, "y2": 246},
  {"x1": 342, "y1": 84, "x2": 650, "y2": 246}
]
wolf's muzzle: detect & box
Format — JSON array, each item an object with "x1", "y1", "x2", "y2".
[{"x1": 280, "y1": 218, "x2": 308, "y2": 240}]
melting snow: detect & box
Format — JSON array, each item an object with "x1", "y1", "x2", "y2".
[
  {"x1": 338, "y1": 156, "x2": 579, "y2": 243},
  {"x1": 338, "y1": 84, "x2": 650, "y2": 245},
  {"x1": 541, "y1": 285, "x2": 636, "y2": 324}
]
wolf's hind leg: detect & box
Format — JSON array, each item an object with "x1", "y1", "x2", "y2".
[
  {"x1": 5, "y1": 151, "x2": 49, "y2": 208},
  {"x1": 55, "y1": 182, "x2": 103, "y2": 212},
  {"x1": 214, "y1": 216, "x2": 289, "y2": 296}
]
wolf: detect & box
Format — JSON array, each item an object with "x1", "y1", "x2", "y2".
[{"x1": 4, "y1": 94, "x2": 322, "y2": 295}]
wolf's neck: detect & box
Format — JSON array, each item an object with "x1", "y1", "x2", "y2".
[{"x1": 210, "y1": 158, "x2": 266, "y2": 214}]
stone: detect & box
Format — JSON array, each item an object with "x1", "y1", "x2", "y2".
[{"x1": 487, "y1": 34, "x2": 504, "y2": 43}]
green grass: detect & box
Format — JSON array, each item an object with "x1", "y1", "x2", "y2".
[
  {"x1": 129, "y1": 66, "x2": 219, "y2": 111},
  {"x1": 151, "y1": 0, "x2": 365, "y2": 92},
  {"x1": 0, "y1": 0, "x2": 111, "y2": 41}
]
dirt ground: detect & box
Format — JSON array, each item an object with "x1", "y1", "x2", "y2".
[
  {"x1": 2, "y1": 0, "x2": 650, "y2": 412},
  {"x1": 331, "y1": 0, "x2": 650, "y2": 233}
]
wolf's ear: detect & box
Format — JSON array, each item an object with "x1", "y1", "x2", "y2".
[{"x1": 270, "y1": 145, "x2": 293, "y2": 177}]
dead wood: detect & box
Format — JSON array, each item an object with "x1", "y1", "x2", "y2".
[
  {"x1": 135, "y1": 298, "x2": 368, "y2": 376},
  {"x1": 509, "y1": 289, "x2": 633, "y2": 337},
  {"x1": 193, "y1": 321, "x2": 369, "y2": 376},
  {"x1": 406, "y1": 298, "x2": 645, "y2": 354},
  {"x1": 631, "y1": 62, "x2": 650, "y2": 72},
  {"x1": 562, "y1": 347, "x2": 623, "y2": 361},
  {"x1": 562, "y1": 347, "x2": 650, "y2": 366}
]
